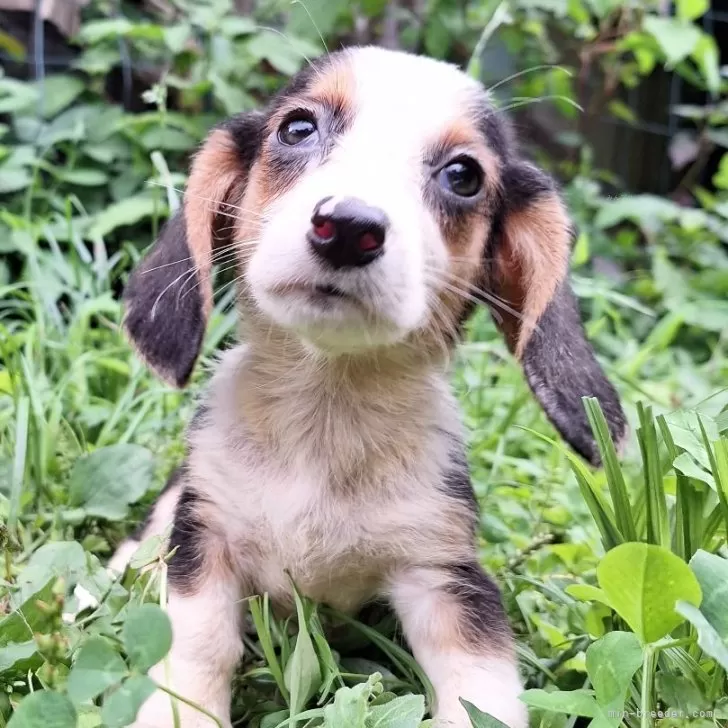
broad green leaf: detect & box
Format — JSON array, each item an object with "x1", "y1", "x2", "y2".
[
  {"x1": 13, "y1": 542, "x2": 87, "y2": 606},
  {"x1": 57, "y1": 168, "x2": 109, "y2": 186},
  {"x1": 597, "y1": 543, "x2": 702, "y2": 643},
  {"x1": 286, "y1": 0, "x2": 348, "y2": 42},
  {"x1": 0, "y1": 167, "x2": 32, "y2": 194},
  {"x1": 78, "y1": 18, "x2": 133, "y2": 43},
  {"x1": 68, "y1": 444, "x2": 155, "y2": 520},
  {"x1": 675, "y1": 601, "x2": 728, "y2": 670},
  {"x1": 689, "y1": 550, "x2": 728, "y2": 638},
  {"x1": 87, "y1": 196, "x2": 164, "y2": 240},
  {"x1": 285, "y1": 589, "x2": 323, "y2": 721},
  {"x1": 7, "y1": 691, "x2": 77, "y2": 728},
  {"x1": 367, "y1": 694, "x2": 425, "y2": 727},
  {"x1": 323, "y1": 677, "x2": 377, "y2": 727},
  {"x1": 673, "y1": 452, "x2": 715, "y2": 488},
  {"x1": 565, "y1": 585, "x2": 612, "y2": 606},
  {"x1": 585, "y1": 632, "x2": 642, "y2": 712},
  {"x1": 141, "y1": 127, "x2": 196, "y2": 151},
  {"x1": 595, "y1": 194, "x2": 681, "y2": 230},
  {"x1": 123, "y1": 604, "x2": 173, "y2": 672},
  {"x1": 67, "y1": 637, "x2": 128, "y2": 705},
  {"x1": 32, "y1": 74, "x2": 85, "y2": 118},
  {"x1": 163, "y1": 23, "x2": 192, "y2": 52},
  {"x1": 643, "y1": 17, "x2": 701, "y2": 67},
  {"x1": 128, "y1": 533, "x2": 169, "y2": 570},
  {"x1": 519, "y1": 689, "x2": 597, "y2": 717},
  {"x1": 0, "y1": 581, "x2": 55, "y2": 647},
  {"x1": 571, "y1": 231, "x2": 589, "y2": 267},
  {"x1": 677, "y1": 0, "x2": 708, "y2": 20},
  {"x1": 693, "y1": 34, "x2": 720, "y2": 95},
  {"x1": 101, "y1": 675, "x2": 157, "y2": 728},
  {"x1": 0, "y1": 78, "x2": 38, "y2": 114},
  {"x1": 246, "y1": 32, "x2": 310, "y2": 76},
  {"x1": 0, "y1": 640, "x2": 39, "y2": 675},
  {"x1": 459, "y1": 699, "x2": 509, "y2": 727}
]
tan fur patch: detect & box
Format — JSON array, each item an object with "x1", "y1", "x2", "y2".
[
  {"x1": 184, "y1": 128, "x2": 246, "y2": 316},
  {"x1": 495, "y1": 193, "x2": 571, "y2": 356},
  {"x1": 306, "y1": 57, "x2": 355, "y2": 114}
]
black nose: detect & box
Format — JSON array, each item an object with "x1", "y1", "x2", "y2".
[{"x1": 308, "y1": 197, "x2": 388, "y2": 269}]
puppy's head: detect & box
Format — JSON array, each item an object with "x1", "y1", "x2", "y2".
[{"x1": 123, "y1": 47, "x2": 626, "y2": 464}]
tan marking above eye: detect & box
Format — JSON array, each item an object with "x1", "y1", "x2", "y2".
[{"x1": 430, "y1": 119, "x2": 502, "y2": 197}]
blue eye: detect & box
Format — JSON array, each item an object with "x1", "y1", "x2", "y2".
[
  {"x1": 438, "y1": 158, "x2": 483, "y2": 197},
  {"x1": 278, "y1": 117, "x2": 317, "y2": 146}
]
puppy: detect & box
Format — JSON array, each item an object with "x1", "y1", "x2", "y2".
[{"x1": 113, "y1": 47, "x2": 627, "y2": 728}]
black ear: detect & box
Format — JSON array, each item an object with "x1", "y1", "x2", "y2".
[
  {"x1": 487, "y1": 161, "x2": 627, "y2": 465},
  {"x1": 520, "y1": 281, "x2": 627, "y2": 464},
  {"x1": 123, "y1": 212, "x2": 205, "y2": 388},
  {"x1": 122, "y1": 114, "x2": 263, "y2": 387}
]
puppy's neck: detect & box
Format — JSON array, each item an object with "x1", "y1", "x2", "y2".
[{"x1": 221, "y1": 328, "x2": 457, "y2": 485}]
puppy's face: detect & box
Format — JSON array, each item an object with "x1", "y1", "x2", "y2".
[
  {"x1": 123, "y1": 47, "x2": 627, "y2": 465},
  {"x1": 241, "y1": 48, "x2": 505, "y2": 353}
]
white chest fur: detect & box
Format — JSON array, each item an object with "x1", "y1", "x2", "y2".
[{"x1": 185, "y1": 345, "x2": 474, "y2": 610}]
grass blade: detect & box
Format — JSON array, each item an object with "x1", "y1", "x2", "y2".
[
  {"x1": 697, "y1": 417, "x2": 728, "y2": 538},
  {"x1": 9, "y1": 395, "x2": 30, "y2": 533},
  {"x1": 521, "y1": 427, "x2": 623, "y2": 550},
  {"x1": 658, "y1": 415, "x2": 699, "y2": 560},
  {"x1": 249, "y1": 595, "x2": 290, "y2": 703},
  {"x1": 585, "y1": 397, "x2": 637, "y2": 541},
  {"x1": 637, "y1": 403, "x2": 669, "y2": 548}
]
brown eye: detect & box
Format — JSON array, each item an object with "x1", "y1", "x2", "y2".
[
  {"x1": 278, "y1": 117, "x2": 317, "y2": 146},
  {"x1": 438, "y1": 158, "x2": 483, "y2": 197}
]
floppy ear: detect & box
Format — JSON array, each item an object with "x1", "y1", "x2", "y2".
[
  {"x1": 123, "y1": 114, "x2": 263, "y2": 387},
  {"x1": 487, "y1": 161, "x2": 627, "y2": 465}
]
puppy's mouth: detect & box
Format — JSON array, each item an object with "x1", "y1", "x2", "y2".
[
  {"x1": 313, "y1": 284, "x2": 350, "y2": 299},
  {"x1": 271, "y1": 282, "x2": 360, "y2": 306}
]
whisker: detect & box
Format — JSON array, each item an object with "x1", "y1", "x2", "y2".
[
  {"x1": 425, "y1": 266, "x2": 521, "y2": 313},
  {"x1": 424, "y1": 270, "x2": 523, "y2": 324},
  {"x1": 491, "y1": 94, "x2": 583, "y2": 117},
  {"x1": 486, "y1": 65, "x2": 571, "y2": 96}
]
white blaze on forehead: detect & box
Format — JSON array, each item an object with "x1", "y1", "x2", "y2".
[{"x1": 344, "y1": 47, "x2": 483, "y2": 155}]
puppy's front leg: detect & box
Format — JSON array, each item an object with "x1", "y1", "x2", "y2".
[
  {"x1": 389, "y1": 564, "x2": 527, "y2": 728},
  {"x1": 134, "y1": 493, "x2": 243, "y2": 728}
]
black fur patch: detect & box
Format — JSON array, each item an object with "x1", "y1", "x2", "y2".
[
  {"x1": 501, "y1": 161, "x2": 556, "y2": 214},
  {"x1": 222, "y1": 111, "x2": 265, "y2": 172},
  {"x1": 439, "y1": 436, "x2": 478, "y2": 523},
  {"x1": 167, "y1": 487, "x2": 206, "y2": 592},
  {"x1": 123, "y1": 213, "x2": 205, "y2": 388},
  {"x1": 475, "y1": 99, "x2": 515, "y2": 163},
  {"x1": 444, "y1": 561, "x2": 511, "y2": 648},
  {"x1": 521, "y1": 281, "x2": 627, "y2": 466}
]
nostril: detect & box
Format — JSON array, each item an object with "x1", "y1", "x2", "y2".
[
  {"x1": 358, "y1": 232, "x2": 381, "y2": 252},
  {"x1": 312, "y1": 218, "x2": 337, "y2": 241}
]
